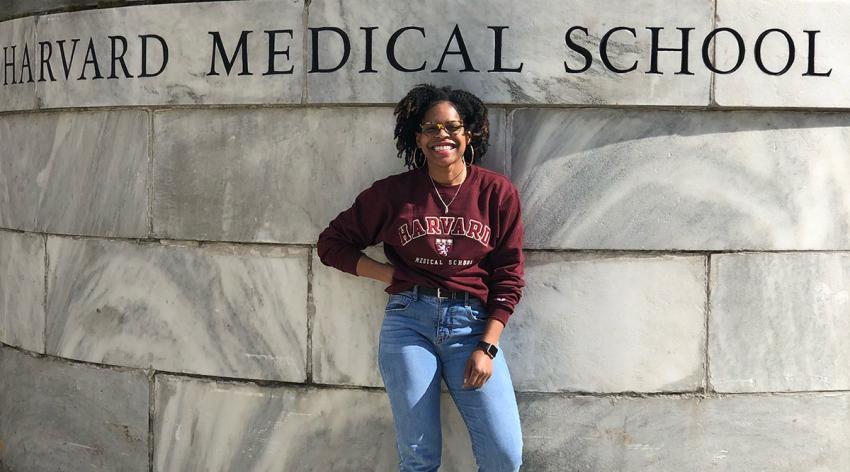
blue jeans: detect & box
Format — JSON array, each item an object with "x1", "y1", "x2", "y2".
[{"x1": 378, "y1": 287, "x2": 523, "y2": 471}]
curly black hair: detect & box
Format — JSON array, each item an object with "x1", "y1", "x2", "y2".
[{"x1": 393, "y1": 83, "x2": 489, "y2": 170}]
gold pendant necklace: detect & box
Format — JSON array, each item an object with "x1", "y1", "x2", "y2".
[{"x1": 428, "y1": 167, "x2": 467, "y2": 215}]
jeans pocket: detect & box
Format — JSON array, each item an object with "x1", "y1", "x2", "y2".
[
  {"x1": 385, "y1": 293, "x2": 414, "y2": 312},
  {"x1": 466, "y1": 304, "x2": 488, "y2": 322}
]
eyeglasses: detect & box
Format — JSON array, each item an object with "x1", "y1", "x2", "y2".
[{"x1": 419, "y1": 121, "x2": 465, "y2": 136}]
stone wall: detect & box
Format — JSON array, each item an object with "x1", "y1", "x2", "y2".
[{"x1": 2, "y1": 1, "x2": 850, "y2": 470}]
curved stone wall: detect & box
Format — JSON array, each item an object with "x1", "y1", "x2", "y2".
[{"x1": 3, "y1": 1, "x2": 850, "y2": 470}]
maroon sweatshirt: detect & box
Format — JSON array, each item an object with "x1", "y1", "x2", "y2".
[{"x1": 317, "y1": 164, "x2": 525, "y2": 326}]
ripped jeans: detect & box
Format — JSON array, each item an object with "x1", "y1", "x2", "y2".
[{"x1": 378, "y1": 287, "x2": 523, "y2": 471}]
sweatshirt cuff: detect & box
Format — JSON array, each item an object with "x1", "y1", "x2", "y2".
[
  {"x1": 488, "y1": 306, "x2": 512, "y2": 327},
  {"x1": 338, "y1": 250, "x2": 364, "y2": 276}
]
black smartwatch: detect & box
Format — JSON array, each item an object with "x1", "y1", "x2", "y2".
[{"x1": 476, "y1": 341, "x2": 498, "y2": 359}]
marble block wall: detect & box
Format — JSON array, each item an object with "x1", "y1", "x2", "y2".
[{"x1": 3, "y1": 0, "x2": 850, "y2": 471}]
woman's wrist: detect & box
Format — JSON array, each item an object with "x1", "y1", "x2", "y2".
[
  {"x1": 356, "y1": 255, "x2": 395, "y2": 285},
  {"x1": 481, "y1": 319, "x2": 504, "y2": 346},
  {"x1": 383, "y1": 263, "x2": 395, "y2": 285}
]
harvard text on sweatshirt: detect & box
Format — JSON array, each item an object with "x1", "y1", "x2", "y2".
[{"x1": 317, "y1": 164, "x2": 525, "y2": 326}]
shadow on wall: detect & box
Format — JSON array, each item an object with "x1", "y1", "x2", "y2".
[
  {"x1": 511, "y1": 109, "x2": 850, "y2": 250},
  {"x1": 511, "y1": 109, "x2": 850, "y2": 166}
]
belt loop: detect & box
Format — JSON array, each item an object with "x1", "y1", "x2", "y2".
[
  {"x1": 412, "y1": 285, "x2": 419, "y2": 300},
  {"x1": 464, "y1": 292, "x2": 469, "y2": 307}
]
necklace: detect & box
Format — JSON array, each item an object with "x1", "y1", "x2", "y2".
[{"x1": 428, "y1": 166, "x2": 467, "y2": 215}]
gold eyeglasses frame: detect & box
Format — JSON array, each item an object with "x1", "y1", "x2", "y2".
[{"x1": 419, "y1": 121, "x2": 465, "y2": 136}]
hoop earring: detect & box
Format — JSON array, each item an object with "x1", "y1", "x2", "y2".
[
  {"x1": 464, "y1": 144, "x2": 475, "y2": 166},
  {"x1": 413, "y1": 148, "x2": 424, "y2": 169}
]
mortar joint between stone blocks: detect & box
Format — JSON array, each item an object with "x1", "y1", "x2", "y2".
[
  {"x1": 42, "y1": 233, "x2": 49, "y2": 355},
  {"x1": 32, "y1": 14, "x2": 42, "y2": 110},
  {"x1": 504, "y1": 108, "x2": 512, "y2": 178},
  {"x1": 704, "y1": 253, "x2": 712, "y2": 395},
  {"x1": 9, "y1": 102, "x2": 850, "y2": 117},
  {"x1": 6, "y1": 341, "x2": 850, "y2": 398},
  {"x1": 708, "y1": 0, "x2": 718, "y2": 107},
  {"x1": 9, "y1": 226, "x2": 850, "y2": 256},
  {"x1": 305, "y1": 247, "x2": 315, "y2": 384},
  {"x1": 300, "y1": 0, "x2": 310, "y2": 104},
  {"x1": 147, "y1": 368, "x2": 156, "y2": 472},
  {"x1": 147, "y1": 108, "x2": 155, "y2": 238}
]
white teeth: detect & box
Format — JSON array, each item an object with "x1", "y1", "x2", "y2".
[{"x1": 432, "y1": 145, "x2": 454, "y2": 151}]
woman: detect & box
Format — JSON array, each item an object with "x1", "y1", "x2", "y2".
[{"x1": 317, "y1": 83, "x2": 524, "y2": 471}]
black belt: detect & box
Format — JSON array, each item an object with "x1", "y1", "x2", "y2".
[{"x1": 415, "y1": 285, "x2": 469, "y2": 300}]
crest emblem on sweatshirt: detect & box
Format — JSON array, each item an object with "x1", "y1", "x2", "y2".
[{"x1": 435, "y1": 238, "x2": 454, "y2": 256}]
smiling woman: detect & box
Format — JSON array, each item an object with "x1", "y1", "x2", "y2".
[{"x1": 316, "y1": 83, "x2": 525, "y2": 471}]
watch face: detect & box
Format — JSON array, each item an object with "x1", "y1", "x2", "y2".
[{"x1": 478, "y1": 341, "x2": 497, "y2": 358}]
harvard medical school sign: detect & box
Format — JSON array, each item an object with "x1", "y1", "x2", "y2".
[
  {"x1": 0, "y1": 0, "x2": 847, "y2": 109},
  {"x1": 0, "y1": 25, "x2": 835, "y2": 84}
]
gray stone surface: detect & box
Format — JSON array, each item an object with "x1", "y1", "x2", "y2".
[
  {"x1": 33, "y1": 0, "x2": 304, "y2": 108},
  {"x1": 511, "y1": 108, "x2": 850, "y2": 250},
  {"x1": 311, "y1": 245, "x2": 388, "y2": 387},
  {"x1": 0, "y1": 345, "x2": 149, "y2": 472},
  {"x1": 307, "y1": 0, "x2": 712, "y2": 105},
  {"x1": 0, "y1": 16, "x2": 37, "y2": 111},
  {"x1": 153, "y1": 374, "x2": 477, "y2": 471},
  {"x1": 715, "y1": 0, "x2": 849, "y2": 107},
  {"x1": 313, "y1": 249, "x2": 705, "y2": 393},
  {"x1": 0, "y1": 229, "x2": 45, "y2": 352},
  {"x1": 504, "y1": 252, "x2": 706, "y2": 393},
  {"x1": 520, "y1": 392, "x2": 850, "y2": 470},
  {"x1": 311, "y1": 242, "x2": 505, "y2": 393},
  {"x1": 0, "y1": 110, "x2": 149, "y2": 237},
  {"x1": 153, "y1": 107, "x2": 506, "y2": 244},
  {"x1": 46, "y1": 236, "x2": 308, "y2": 381},
  {"x1": 710, "y1": 252, "x2": 850, "y2": 392}
]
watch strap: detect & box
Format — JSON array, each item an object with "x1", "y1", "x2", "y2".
[{"x1": 476, "y1": 341, "x2": 498, "y2": 359}]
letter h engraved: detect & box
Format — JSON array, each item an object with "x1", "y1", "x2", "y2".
[
  {"x1": 646, "y1": 27, "x2": 694, "y2": 75},
  {"x1": 3, "y1": 45, "x2": 15, "y2": 85}
]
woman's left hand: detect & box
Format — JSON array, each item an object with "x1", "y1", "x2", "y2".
[{"x1": 463, "y1": 349, "x2": 493, "y2": 389}]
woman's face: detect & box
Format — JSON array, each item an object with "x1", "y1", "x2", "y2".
[{"x1": 416, "y1": 101, "x2": 470, "y2": 172}]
